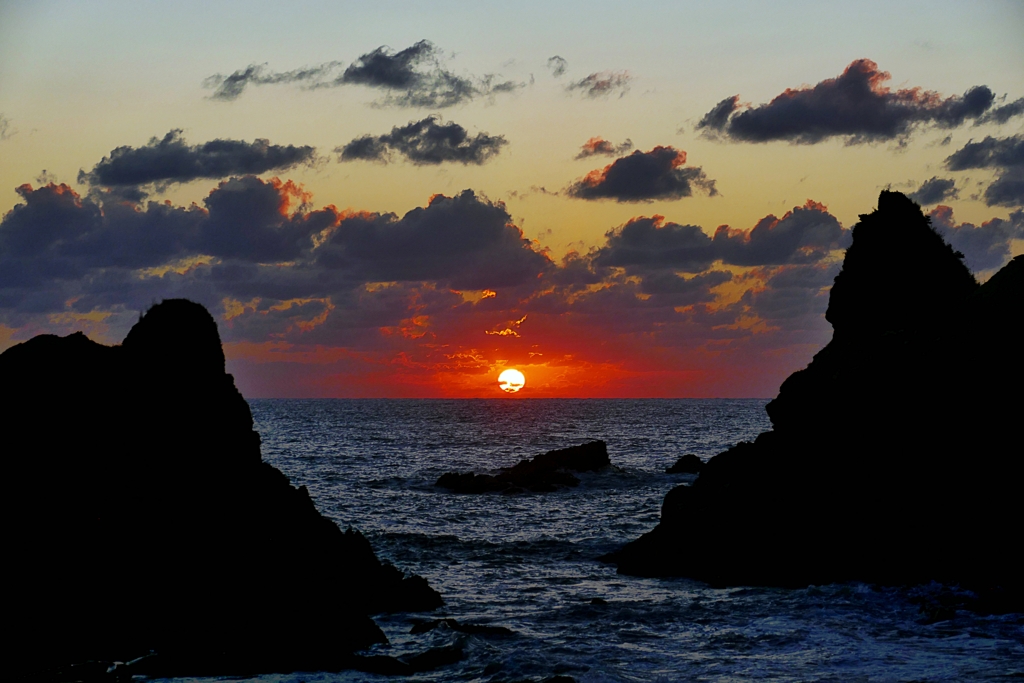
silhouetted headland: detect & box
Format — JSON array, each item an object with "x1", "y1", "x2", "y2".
[
  {"x1": 3, "y1": 299, "x2": 442, "y2": 679},
  {"x1": 605, "y1": 191, "x2": 1023, "y2": 611},
  {"x1": 437, "y1": 440, "x2": 611, "y2": 493}
]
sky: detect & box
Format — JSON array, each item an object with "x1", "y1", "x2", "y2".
[{"x1": 1, "y1": 0, "x2": 1022, "y2": 398}]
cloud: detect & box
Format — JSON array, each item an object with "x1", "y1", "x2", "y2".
[
  {"x1": 574, "y1": 137, "x2": 633, "y2": 159},
  {"x1": 929, "y1": 205, "x2": 1024, "y2": 272},
  {"x1": 336, "y1": 117, "x2": 507, "y2": 165},
  {"x1": 699, "y1": 59, "x2": 997, "y2": 144},
  {"x1": 78, "y1": 130, "x2": 316, "y2": 189},
  {"x1": 203, "y1": 63, "x2": 340, "y2": 101},
  {"x1": 547, "y1": 56, "x2": 568, "y2": 78},
  {"x1": 566, "y1": 146, "x2": 717, "y2": 202},
  {"x1": 566, "y1": 71, "x2": 631, "y2": 98},
  {"x1": 977, "y1": 97, "x2": 1024, "y2": 125},
  {"x1": 313, "y1": 190, "x2": 550, "y2": 289},
  {"x1": 594, "y1": 200, "x2": 849, "y2": 272},
  {"x1": 0, "y1": 114, "x2": 13, "y2": 141},
  {"x1": 945, "y1": 135, "x2": 1024, "y2": 207},
  {"x1": 203, "y1": 40, "x2": 523, "y2": 108},
  {"x1": 7, "y1": 164, "x2": 1018, "y2": 397},
  {"x1": 945, "y1": 135, "x2": 1024, "y2": 170},
  {"x1": 696, "y1": 95, "x2": 740, "y2": 134},
  {"x1": 908, "y1": 177, "x2": 958, "y2": 205}
]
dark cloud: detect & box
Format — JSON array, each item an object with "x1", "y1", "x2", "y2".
[
  {"x1": 929, "y1": 205, "x2": 1024, "y2": 272},
  {"x1": 701, "y1": 59, "x2": 997, "y2": 144},
  {"x1": 0, "y1": 177, "x2": 328, "y2": 276},
  {"x1": 203, "y1": 63, "x2": 340, "y2": 101},
  {"x1": 566, "y1": 146, "x2": 717, "y2": 202},
  {"x1": 574, "y1": 137, "x2": 633, "y2": 159},
  {"x1": 908, "y1": 177, "x2": 958, "y2": 205},
  {"x1": 945, "y1": 135, "x2": 1024, "y2": 207},
  {"x1": 340, "y1": 40, "x2": 436, "y2": 89},
  {"x1": 78, "y1": 130, "x2": 316, "y2": 188},
  {"x1": 977, "y1": 97, "x2": 1024, "y2": 125},
  {"x1": 11, "y1": 171, "x2": 1020, "y2": 396},
  {"x1": 547, "y1": 56, "x2": 568, "y2": 78},
  {"x1": 0, "y1": 114, "x2": 12, "y2": 141},
  {"x1": 203, "y1": 40, "x2": 523, "y2": 108},
  {"x1": 945, "y1": 135, "x2": 1024, "y2": 171},
  {"x1": 313, "y1": 190, "x2": 550, "y2": 289},
  {"x1": 566, "y1": 71, "x2": 631, "y2": 98},
  {"x1": 696, "y1": 95, "x2": 740, "y2": 134},
  {"x1": 983, "y1": 169, "x2": 1024, "y2": 207},
  {"x1": 744, "y1": 263, "x2": 841, "y2": 329},
  {"x1": 594, "y1": 200, "x2": 848, "y2": 272},
  {"x1": 336, "y1": 117, "x2": 507, "y2": 165}
]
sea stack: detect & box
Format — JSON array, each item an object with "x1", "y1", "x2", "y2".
[
  {"x1": 2, "y1": 299, "x2": 442, "y2": 678},
  {"x1": 606, "y1": 191, "x2": 1023, "y2": 607}
]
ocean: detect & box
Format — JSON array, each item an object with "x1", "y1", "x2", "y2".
[{"x1": 165, "y1": 399, "x2": 1023, "y2": 682}]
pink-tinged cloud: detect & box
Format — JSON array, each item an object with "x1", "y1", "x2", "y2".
[
  {"x1": 575, "y1": 137, "x2": 633, "y2": 159},
  {"x1": 3, "y1": 174, "x2": 1019, "y2": 397}
]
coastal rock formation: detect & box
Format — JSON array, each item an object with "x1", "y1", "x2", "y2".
[
  {"x1": 666, "y1": 453, "x2": 703, "y2": 474},
  {"x1": 437, "y1": 440, "x2": 611, "y2": 493},
  {"x1": 2, "y1": 299, "x2": 441, "y2": 679},
  {"x1": 607, "y1": 192, "x2": 1023, "y2": 606}
]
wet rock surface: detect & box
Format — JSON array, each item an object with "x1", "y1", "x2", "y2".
[
  {"x1": 607, "y1": 192, "x2": 1023, "y2": 610},
  {"x1": 436, "y1": 440, "x2": 612, "y2": 493},
  {"x1": 2, "y1": 299, "x2": 442, "y2": 680}
]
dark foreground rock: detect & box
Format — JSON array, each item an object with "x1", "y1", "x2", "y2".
[
  {"x1": 437, "y1": 441, "x2": 611, "y2": 493},
  {"x1": 666, "y1": 453, "x2": 703, "y2": 474},
  {"x1": 2, "y1": 299, "x2": 442, "y2": 680},
  {"x1": 606, "y1": 192, "x2": 1023, "y2": 609}
]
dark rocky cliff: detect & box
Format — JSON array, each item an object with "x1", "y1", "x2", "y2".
[
  {"x1": 2, "y1": 299, "x2": 441, "y2": 678},
  {"x1": 607, "y1": 192, "x2": 1022, "y2": 607}
]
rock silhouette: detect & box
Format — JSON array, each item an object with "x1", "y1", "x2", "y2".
[
  {"x1": 436, "y1": 440, "x2": 611, "y2": 493},
  {"x1": 666, "y1": 453, "x2": 703, "y2": 474},
  {"x1": 2, "y1": 299, "x2": 442, "y2": 679},
  {"x1": 606, "y1": 191, "x2": 1023, "y2": 609}
]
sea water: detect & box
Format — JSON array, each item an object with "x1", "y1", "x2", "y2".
[{"x1": 166, "y1": 399, "x2": 1024, "y2": 682}]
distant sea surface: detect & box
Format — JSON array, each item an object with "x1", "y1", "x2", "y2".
[{"x1": 171, "y1": 399, "x2": 1024, "y2": 682}]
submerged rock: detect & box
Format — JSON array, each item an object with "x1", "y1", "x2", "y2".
[
  {"x1": 606, "y1": 192, "x2": 1023, "y2": 609},
  {"x1": 666, "y1": 453, "x2": 703, "y2": 473},
  {"x1": 436, "y1": 440, "x2": 611, "y2": 493},
  {"x1": 2, "y1": 299, "x2": 442, "y2": 679}
]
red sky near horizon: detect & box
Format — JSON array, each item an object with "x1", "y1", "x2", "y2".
[{"x1": 1, "y1": 3, "x2": 1021, "y2": 397}]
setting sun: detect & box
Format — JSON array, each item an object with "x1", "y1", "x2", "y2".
[{"x1": 498, "y1": 369, "x2": 525, "y2": 393}]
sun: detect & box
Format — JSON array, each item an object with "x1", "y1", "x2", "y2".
[{"x1": 498, "y1": 368, "x2": 526, "y2": 393}]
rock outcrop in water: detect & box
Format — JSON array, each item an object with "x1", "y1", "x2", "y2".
[
  {"x1": 607, "y1": 191, "x2": 1023, "y2": 608},
  {"x1": 666, "y1": 453, "x2": 703, "y2": 474},
  {"x1": 2, "y1": 299, "x2": 442, "y2": 680},
  {"x1": 437, "y1": 440, "x2": 611, "y2": 493}
]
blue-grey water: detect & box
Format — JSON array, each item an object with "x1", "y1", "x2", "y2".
[{"x1": 163, "y1": 399, "x2": 1023, "y2": 682}]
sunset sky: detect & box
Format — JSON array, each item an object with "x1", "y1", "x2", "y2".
[{"x1": 1, "y1": 1, "x2": 1022, "y2": 397}]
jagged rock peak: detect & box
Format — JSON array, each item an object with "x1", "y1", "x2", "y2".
[{"x1": 825, "y1": 190, "x2": 977, "y2": 336}]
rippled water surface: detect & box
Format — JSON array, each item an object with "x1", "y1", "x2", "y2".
[{"x1": 165, "y1": 399, "x2": 1023, "y2": 682}]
